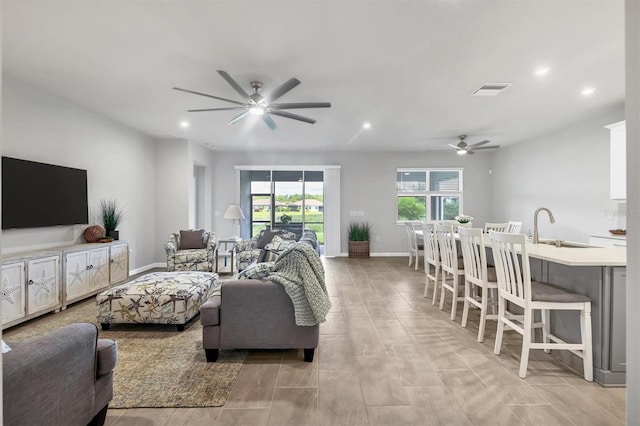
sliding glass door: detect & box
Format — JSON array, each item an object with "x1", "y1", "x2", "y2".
[{"x1": 240, "y1": 170, "x2": 325, "y2": 245}]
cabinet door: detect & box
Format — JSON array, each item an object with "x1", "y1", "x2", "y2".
[
  {"x1": 27, "y1": 256, "x2": 60, "y2": 314},
  {"x1": 610, "y1": 267, "x2": 626, "y2": 372},
  {"x1": 65, "y1": 251, "x2": 91, "y2": 301},
  {"x1": 90, "y1": 247, "x2": 110, "y2": 290},
  {"x1": 2, "y1": 262, "x2": 26, "y2": 324},
  {"x1": 110, "y1": 244, "x2": 129, "y2": 284}
]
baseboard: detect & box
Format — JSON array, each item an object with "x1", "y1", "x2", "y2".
[
  {"x1": 129, "y1": 262, "x2": 166, "y2": 276},
  {"x1": 334, "y1": 252, "x2": 409, "y2": 257}
]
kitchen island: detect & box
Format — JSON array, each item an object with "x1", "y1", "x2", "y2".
[{"x1": 489, "y1": 239, "x2": 626, "y2": 386}]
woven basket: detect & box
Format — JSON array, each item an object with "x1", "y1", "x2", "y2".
[{"x1": 348, "y1": 240, "x2": 370, "y2": 258}]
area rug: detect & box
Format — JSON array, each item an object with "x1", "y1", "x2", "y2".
[{"x1": 3, "y1": 299, "x2": 246, "y2": 408}]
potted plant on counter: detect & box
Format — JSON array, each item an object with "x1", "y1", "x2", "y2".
[
  {"x1": 348, "y1": 222, "x2": 372, "y2": 258},
  {"x1": 100, "y1": 199, "x2": 125, "y2": 240}
]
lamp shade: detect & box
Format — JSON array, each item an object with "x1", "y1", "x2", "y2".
[{"x1": 223, "y1": 205, "x2": 245, "y2": 220}]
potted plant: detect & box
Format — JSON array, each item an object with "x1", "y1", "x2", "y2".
[
  {"x1": 279, "y1": 213, "x2": 292, "y2": 224},
  {"x1": 100, "y1": 199, "x2": 125, "y2": 240},
  {"x1": 455, "y1": 214, "x2": 474, "y2": 228},
  {"x1": 348, "y1": 222, "x2": 372, "y2": 258}
]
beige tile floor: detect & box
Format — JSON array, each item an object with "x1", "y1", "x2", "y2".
[{"x1": 106, "y1": 257, "x2": 625, "y2": 426}]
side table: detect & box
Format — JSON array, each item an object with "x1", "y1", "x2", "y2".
[{"x1": 215, "y1": 239, "x2": 238, "y2": 275}]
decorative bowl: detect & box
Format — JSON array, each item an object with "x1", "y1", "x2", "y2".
[{"x1": 609, "y1": 229, "x2": 626, "y2": 236}]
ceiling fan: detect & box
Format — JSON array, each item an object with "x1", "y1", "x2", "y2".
[
  {"x1": 173, "y1": 70, "x2": 331, "y2": 130},
  {"x1": 448, "y1": 135, "x2": 500, "y2": 155}
]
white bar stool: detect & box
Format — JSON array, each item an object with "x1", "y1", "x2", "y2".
[{"x1": 489, "y1": 231, "x2": 593, "y2": 381}]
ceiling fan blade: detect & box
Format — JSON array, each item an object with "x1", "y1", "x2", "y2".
[
  {"x1": 262, "y1": 114, "x2": 277, "y2": 130},
  {"x1": 217, "y1": 70, "x2": 251, "y2": 100},
  {"x1": 228, "y1": 110, "x2": 250, "y2": 125},
  {"x1": 469, "y1": 139, "x2": 491, "y2": 148},
  {"x1": 448, "y1": 144, "x2": 462, "y2": 150},
  {"x1": 470, "y1": 145, "x2": 500, "y2": 150},
  {"x1": 270, "y1": 102, "x2": 331, "y2": 109},
  {"x1": 173, "y1": 87, "x2": 245, "y2": 106},
  {"x1": 187, "y1": 107, "x2": 246, "y2": 112},
  {"x1": 269, "y1": 109, "x2": 316, "y2": 124},
  {"x1": 262, "y1": 78, "x2": 301, "y2": 103}
]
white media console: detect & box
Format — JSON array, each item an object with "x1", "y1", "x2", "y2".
[{"x1": 1, "y1": 241, "x2": 129, "y2": 329}]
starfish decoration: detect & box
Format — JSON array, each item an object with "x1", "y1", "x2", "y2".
[
  {"x1": 94, "y1": 261, "x2": 108, "y2": 282},
  {"x1": 2, "y1": 276, "x2": 21, "y2": 304},
  {"x1": 111, "y1": 257, "x2": 125, "y2": 272},
  {"x1": 68, "y1": 262, "x2": 86, "y2": 287},
  {"x1": 31, "y1": 270, "x2": 54, "y2": 297}
]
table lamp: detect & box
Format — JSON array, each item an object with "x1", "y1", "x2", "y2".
[{"x1": 223, "y1": 204, "x2": 245, "y2": 239}]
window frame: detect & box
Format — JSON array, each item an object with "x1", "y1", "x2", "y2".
[{"x1": 396, "y1": 167, "x2": 464, "y2": 223}]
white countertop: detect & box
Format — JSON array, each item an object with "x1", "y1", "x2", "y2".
[
  {"x1": 590, "y1": 234, "x2": 627, "y2": 240},
  {"x1": 524, "y1": 241, "x2": 625, "y2": 267},
  {"x1": 415, "y1": 230, "x2": 626, "y2": 267}
]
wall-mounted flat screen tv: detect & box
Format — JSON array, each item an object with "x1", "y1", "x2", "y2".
[{"x1": 2, "y1": 156, "x2": 89, "y2": 230}]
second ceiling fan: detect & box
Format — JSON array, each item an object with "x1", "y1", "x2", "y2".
[
  {"x1": 448, "y1": 135, "x2": 500, "y2": 155},
  {"x1": 173, "y1": 70, "x2": 331, "y2": 130}
]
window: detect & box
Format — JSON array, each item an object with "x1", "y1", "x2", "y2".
[{"x1": 396, "y1": 168, "x2": 462, "y2": 221}]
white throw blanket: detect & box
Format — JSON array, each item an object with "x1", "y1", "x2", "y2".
[{"x1": 266, "y1": 242, "x2": 332, "y2": 326}]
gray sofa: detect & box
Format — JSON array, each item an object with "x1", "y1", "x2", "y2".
[
  {"x1": 3, "y1": 323, "x2": 118, "y2": 426},
  {"x1": 200, "y1": 279, "x2": 319, "y2": 362}
]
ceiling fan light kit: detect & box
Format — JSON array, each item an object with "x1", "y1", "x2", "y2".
[
  {"x1": 448, "y1": 134, "x2": 500, "y2": 155},
  {"x1": 173, "y1": 70, "x2": 331, "y2": 130}
]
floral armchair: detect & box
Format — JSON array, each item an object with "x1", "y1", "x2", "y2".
[
  {"x1": 236, "y1": 229, "x2": 297, "y2": 271},
  {"x1": 165, "y1": 229, "x2": 216, "y2": 271}
]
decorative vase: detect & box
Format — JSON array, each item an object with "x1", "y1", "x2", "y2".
[
  {"x1": 458, "y1": 222, "x2": 472, "y2": 228},
  {"x1": 348, "y1": 240, "x2": 370, "y2": 258},
  {"x1": 107, "y1": 230, "x2": 119, "y2": 240}
]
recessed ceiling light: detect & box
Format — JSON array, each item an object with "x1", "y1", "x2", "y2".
[
  {"x1": 535, "y1": 66, "x2": 551, "y2": 76},
  {"x1": 362, "y1": 122, "x2": 371, "y2": 129},
  {"x1": 180, "y1": 120, "x2": 190, "y2": 128},
  {"x1": 581, "y1": 87, "x2": 596, "y2": 96}
]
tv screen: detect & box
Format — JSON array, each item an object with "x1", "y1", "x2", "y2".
[{"x1": 2, "y1": 157, "x2": 89, "y2": 230}]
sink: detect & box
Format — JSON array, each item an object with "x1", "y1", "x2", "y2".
[{"x1": 537, "y1": 240, "x2": 594, "y2": 248}]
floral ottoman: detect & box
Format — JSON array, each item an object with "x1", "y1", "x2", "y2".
[{"x1": 96, "y1": 271, "x2": 219, "y2": 331}]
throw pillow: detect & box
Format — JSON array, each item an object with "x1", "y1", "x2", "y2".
[
  {"x1": 238, "y1": 261, "x2": 276, "y2": 279},
  {"x1": 260, "y1": 235, "x2": 296, "y2": 262},
  {"x1": 179, "y1": 229, "x2": 205, "y2": 249},
  {"x1": 2, "y1": 340, "x2": 11, "y2": 353},
  {"x1": 256, "y1": 230, "x2": 283, "y2": 249},
  {"x1": 280, "y1": 230, "x2": 298, "y2": 241}
]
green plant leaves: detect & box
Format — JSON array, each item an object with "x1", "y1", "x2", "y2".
[
  {"x1": 348, "y1": 222, "x2": 371, "y2": 241},
  {"x1": 100, "y1": 199, "x2": 124, "y2": 232}
]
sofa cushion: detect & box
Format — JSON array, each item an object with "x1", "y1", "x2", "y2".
[
  {"x1": 180, "y1": 229, "x2": 205, "y2": 249},
  {"x1": 238, "y1": 261, "x2": 275, "y2": 279}
]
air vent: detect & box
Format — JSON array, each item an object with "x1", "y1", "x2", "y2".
[{"x1": 471, "y1": 82, "x2": 513, "y2": 96}]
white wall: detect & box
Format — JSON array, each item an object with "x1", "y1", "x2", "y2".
[
  {"x1": 209, "y1": 149, "x2": 493, "y2": 254},
  {"x1": 153, "y1": 138, "x2": 190, "y2": 262},
  {"x1": 490, "y1": 104, "x2": 625, "y2": 243},
  {"x1": 2, "y1": 74, "x2": 157, "y2": 269},
  {"x1": 189, "y1": 141, "x2": 215, "y2": 232}
]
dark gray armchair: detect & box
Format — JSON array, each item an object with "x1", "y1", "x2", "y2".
[{"x1": 3, "y1": 323, "x2": 118, "y2": 426}]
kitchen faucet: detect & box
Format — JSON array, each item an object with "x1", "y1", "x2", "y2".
[{"x1": 533, "y1": 207, "x2": 555, "y2": 244}]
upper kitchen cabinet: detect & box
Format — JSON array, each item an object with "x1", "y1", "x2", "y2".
[{"x1": 606, "y1": 121, "x2": 626, "y2": 200}]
